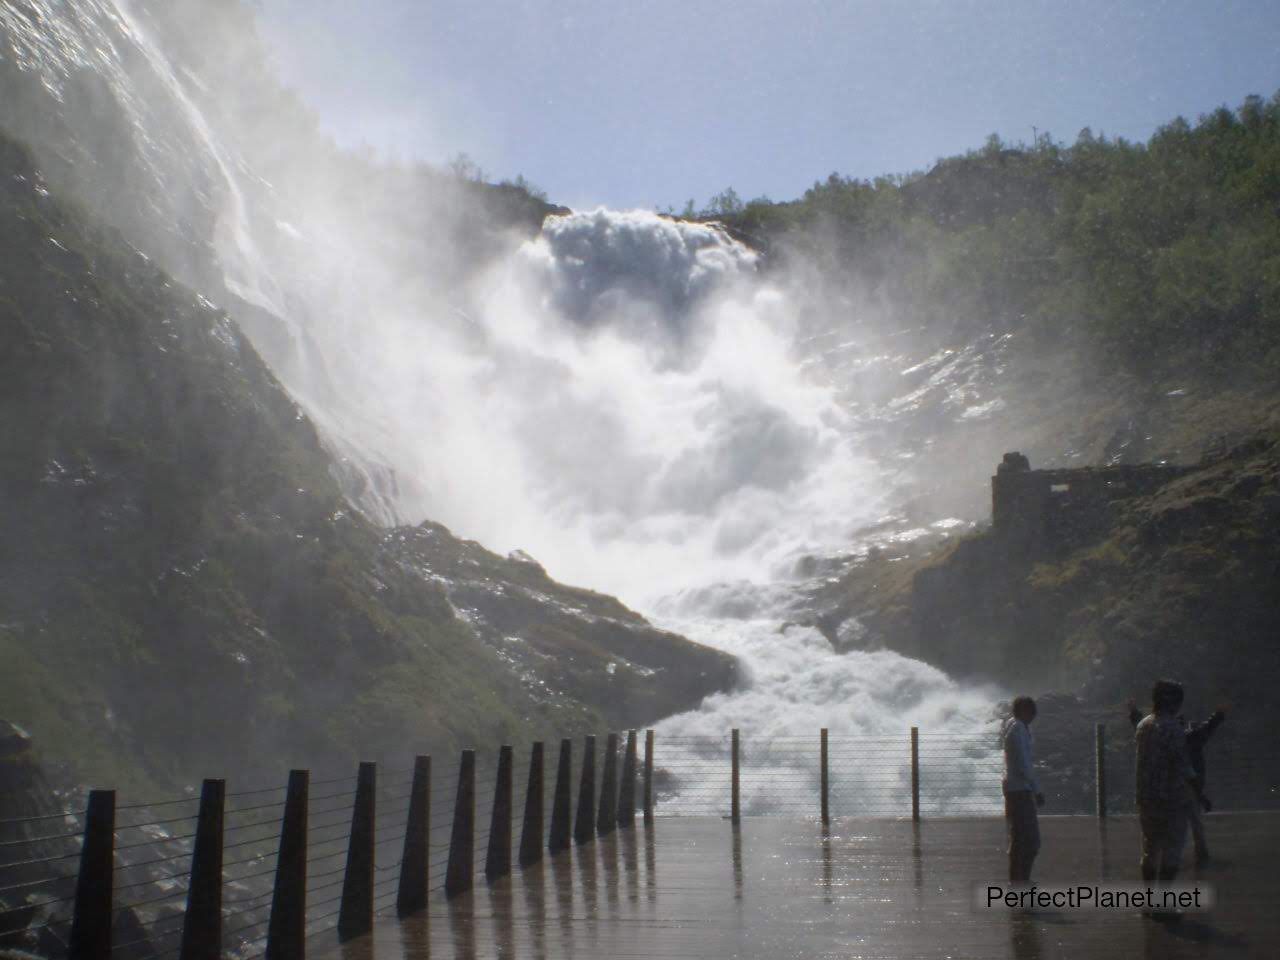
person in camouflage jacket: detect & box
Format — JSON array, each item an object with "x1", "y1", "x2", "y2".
[{"x1": 1135, "y1": 679, "x2": 1198, "y2": 887}]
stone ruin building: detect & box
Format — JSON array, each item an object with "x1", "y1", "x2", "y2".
[{"x1": 991, "y1": 452, "x2": 1191, "y2": 548}]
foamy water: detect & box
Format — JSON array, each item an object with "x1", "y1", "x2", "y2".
[{"x1": 648, "y1": 614, "x2": 1003, "y2": 816}]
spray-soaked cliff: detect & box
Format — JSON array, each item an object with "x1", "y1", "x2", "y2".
[
  {"x1": 0, "y1": 0, "x2": 1014, "y2": 800},
  {"x1": 0, "y1": 128, "x2": 736, "y2": 789},
  {"x1": 1, "y1": 0, "x2": 886, "y2": 603}
]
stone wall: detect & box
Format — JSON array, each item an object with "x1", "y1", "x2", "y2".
[{"x1": 991, "y1": 452, "x2": 1191, "y2": 548}]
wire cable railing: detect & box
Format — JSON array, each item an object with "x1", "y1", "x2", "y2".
[{"x1": 7, "y1": 726, "x2": 1276, "y2": 956}]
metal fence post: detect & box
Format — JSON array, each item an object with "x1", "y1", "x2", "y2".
[
  {"x1": 69, "y1": 789, "x2": 115, "y2": 960},
  {"x1": 266, "y1": 770, "x2": 308, "y2": 960},
  {"x1": 820, "y1": 729, "x2": 829, "y2": 825},
  {"x1": 643, "y1": 730, "x2": 655, "y2": 822},
  {"x1": 1095, "y1": 723, "x2": 1107, "y2": 819},
  {"x1": 574, "y1": 735, "x2": 596, "y2": 845},
  {"x1": 549, "y1": 739, "x2": 573, "y2": 854},
  {"x1": 731, "y1": 729, "x2": 741, "y2": 823},
  {"x1": 618, "y1": 730, "x2": 637, "y2": 828},
  {"x1": 338, "y1": 763, "x2": 376, "y2": 941},
  {"x1": 910, "y1": 727, "x2": 920, "y2": 822},
  {"x1": 397, "y1": 756, "x2": 430, "y2": 917},
  {"x1": 445, "y1": 751, "x2": 476, "y2": 898},
  {"x1": 597, "y1": 733, "x2": 619, "y2": 836},
  {"x1": 180, "y1": 780, "x2": 224, "y2": 960},
  {"x1": 519, "y1": 742, "x2": 544, "y2": 867},
  {"x1": 486, "y1": 745, "x2": 514, "y2": 881}
]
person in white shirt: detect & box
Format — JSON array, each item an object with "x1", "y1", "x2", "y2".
[{"x1": 1002, "y1": 695, "x2": 1046, "y2": 883}]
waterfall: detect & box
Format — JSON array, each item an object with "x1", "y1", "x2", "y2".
[{"x1": 1, "y1": 0, "x2": 1004, "y2": 811}]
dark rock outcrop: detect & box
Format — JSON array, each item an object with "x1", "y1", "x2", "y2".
[
  {"x1": 0, "y1": 721, "x2": 77, "y2": 953},
  {"x1": 385, "y1": 523, "x2": 736, "y2": 729},
  {"x1": 822, "y1": 442, "x2": 1280, "y2": 707}
]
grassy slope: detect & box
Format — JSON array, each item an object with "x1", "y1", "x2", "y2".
[{"x1": 0, "y1": 134, "x2": 731, "y2": 794}]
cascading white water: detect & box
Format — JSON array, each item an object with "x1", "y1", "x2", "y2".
[
  {"x1": 110, "y1": 0, "x2": 286, "y2": 322},
  {"x1": 458, "y1": 210, "x2": 1006, "y2": 811},
  {"x1": 455, "y1": 209, "x2": 882, "y2": 601},
  {"x1": 2, "y1": 0, "x2": 1005, "y2": 812},
  {"x1": 651, "y1": 618, "x2": 1003, "y2": 815}
]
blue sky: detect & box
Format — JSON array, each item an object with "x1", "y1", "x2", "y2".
[{"x1": 258, "y1": 0, "x2": 1280, "y2": 211}]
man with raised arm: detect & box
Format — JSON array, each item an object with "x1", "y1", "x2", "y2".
[
  {"x1": 1135, "y1": 679, "x2": 1199, "y2": 897},
  {"x1": 1129, "y1": 696, "x2": 1226, "y2": 865},
  {"x1": 1002, "y1": 695, "x2": 1045, "y2": 883}
]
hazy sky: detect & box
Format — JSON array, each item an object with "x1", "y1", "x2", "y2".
[{"x1": 257, "y1": 0, "x2": 1280, "y2": 211}]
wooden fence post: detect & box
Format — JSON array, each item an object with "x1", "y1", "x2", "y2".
[
  {"x1": 618, "y1": 730, "x2": 637, "y2": 828},
  {"x1": 445, "y1": 751, "x2": 476, "y2": 898},
  {"x1": 820, "y1": 729, "x2": 829, "y2": 825},
  {"x1": 519, "y1": 742, "x2": 544, "y2": 867},
  {"x1": 397, "y1": 756, "x2": 430, "y2": 917},
  {"x1": 180, "y1": 779, "x2": 224, "y2": 960},
  {"x1": 731, "y1": 729, "x2": 741, "y2": 824},
  {"x1": 266, "y1": 770, "x2": 308, "y2": 960},
  {"x1": 549, "y1": 739, "x2": 573, "y2": 854},
  {"x1": 486, "y1": 746, "x2": 514, "y2": 881},
  {"x1": 69, "y1": 789, "x2": 114, "y2": 960},
  {"x1": 597, "y1": 733, "x2": 619, "y2": 836},
  {"x1": 1095, "y1": 723, "x2": 1107, "y2": 819},
  {"x1": 574, "y1": 735, "x2": 596, "y2": 845},
  {"x1": 643, "y1": 730, "x2": 654, "y2": 822},
  {"x1": 910, "y1": 728, "x2": 920, "y2": 823}
]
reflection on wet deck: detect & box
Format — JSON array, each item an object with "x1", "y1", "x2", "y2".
[{"x1": 322, "y1": 813, "x2": 1278, "y2": 959}]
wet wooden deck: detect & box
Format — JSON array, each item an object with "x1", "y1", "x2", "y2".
[{"x1": 322, "y1": 813, "x2": 1279, "y2": 959}]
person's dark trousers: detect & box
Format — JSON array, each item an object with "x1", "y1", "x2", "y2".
[
  {"x1": 1139, "y1": 804, "x2": 1189, "y2": 885},
  {"x1": 1188, "y1": 801, "x2": 1209, "y2": 863},
  {"x1": 1004, "y1": 789, "x2": 1040, "y2": 883}
]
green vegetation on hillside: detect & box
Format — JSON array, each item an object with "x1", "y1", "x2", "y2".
[{"x1": 716, "y1": 92, "x2": 1280, "y2": 383}]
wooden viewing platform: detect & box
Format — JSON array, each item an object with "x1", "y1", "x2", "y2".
[{"x1": 323, "y1": 813, "x2": 1279, "y2": 960}]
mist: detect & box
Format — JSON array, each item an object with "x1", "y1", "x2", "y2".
[
  {"x1": 1, "y1": 0, "x2": 1016, "y2": 599},
  {"x1": 0, "y1": 0, "x2": 1021, "y2": 800}
]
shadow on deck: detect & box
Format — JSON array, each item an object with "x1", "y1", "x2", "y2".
[{"x1": 318, "y1": 812, "x2": 1278, "y2": 959}]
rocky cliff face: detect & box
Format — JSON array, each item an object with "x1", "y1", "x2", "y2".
[
  {"x1": 813, "y1": 435, "x2": 1280, "y2": 709},
  {"x1": 1, "y1": 0, "x2": 572, "y2": 530},
  {"x1": 0, "y1": 723, "x2": 81, "y2": 955},
  {"x1": 0, "y1": 133, "x2": 734, "y2": 792}
]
